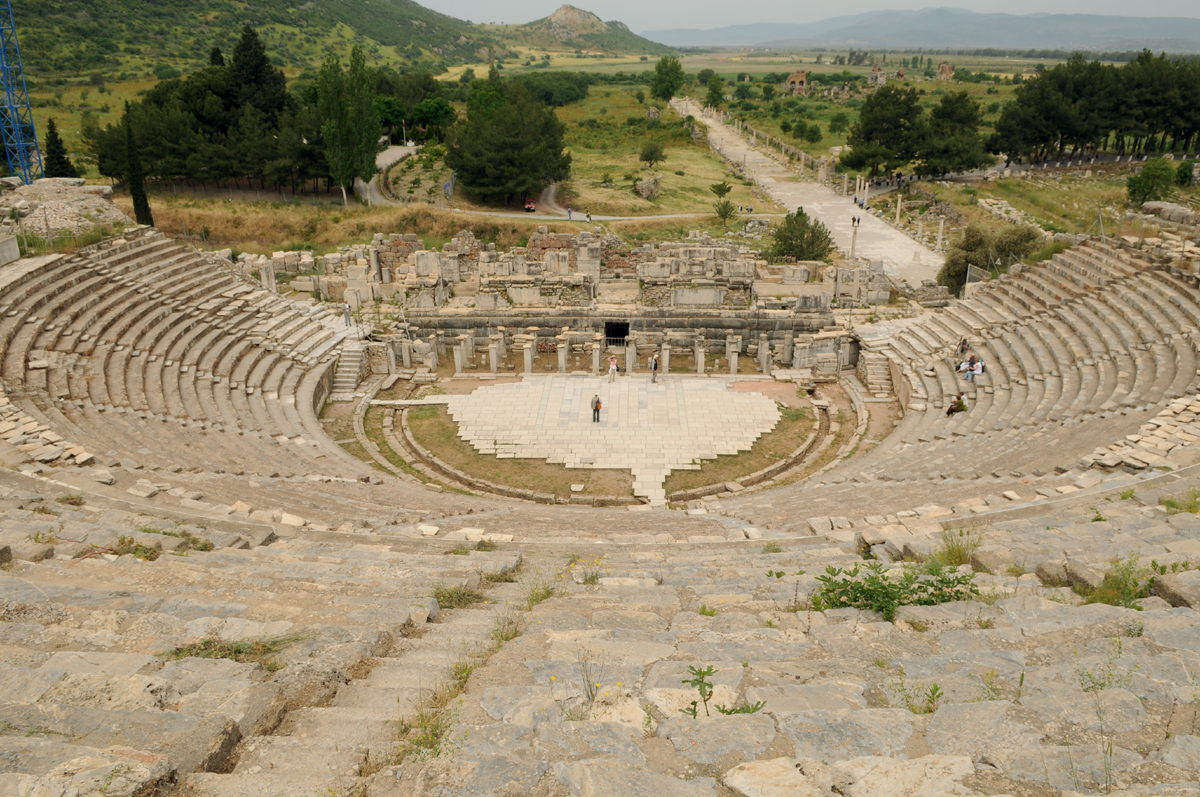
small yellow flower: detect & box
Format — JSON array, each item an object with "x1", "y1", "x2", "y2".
[{"x1": 550, "y1": 676, "x2": 556, "y2": 681}]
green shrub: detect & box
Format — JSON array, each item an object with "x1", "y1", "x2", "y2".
[{"x1": 811, "y1": 562, "x2": 979, "y2": 622}]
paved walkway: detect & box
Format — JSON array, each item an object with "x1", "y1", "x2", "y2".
[
  {"x1": 444, "y1": 375, "x2": 780, "y2": 505},
  {"x1": 675, "y1": 98, "x2": 940, "y2": 288}
]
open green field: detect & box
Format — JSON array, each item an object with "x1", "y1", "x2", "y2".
[{"x1": 553, "y1": 87, "x2": 777, "y2": 217}]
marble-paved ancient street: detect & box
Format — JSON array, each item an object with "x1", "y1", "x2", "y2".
[{"x1": 444, "y1": 375, "x2": 780, "y2": 504}]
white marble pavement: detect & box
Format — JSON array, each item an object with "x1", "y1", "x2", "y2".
[{"x1": 444, "y1": 376, "x2": 780, "y2": 505}]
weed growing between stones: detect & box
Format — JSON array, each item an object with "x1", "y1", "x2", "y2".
[
  {"x1": 54, "y1": 493, "x2": 85, "y2": 506},
  {"x1": 484, "y1": 571, "x2": 517, "y2": 583},
  {"x1": 1075, "y1": 554, "x2": 1153, "y2": 610},
  {"x1": 523, "y1": 571, "x2": 558, "y2": 610},
  {"x1": 432, "y1": 585, "x2": 485, "y2": 609},
  {"x1": 679, "y1": 665, "x2": 717, "y2": 717},
  {"x1": 1149, "y1": 559, "x2": 1194, "y2": 575},
  {"x1": 573, "y1": 556, "x2": 605, "y2": 585},
  {"x1": 159, "y1": 634, "x2": 304, "y2": 672},
  {"x1": 395, "y1": 612, "x2": 523, "y2": 765},
  {"x1": 1006, "y1": 562, "x2": 1028, "y2": 577},
  {"x1": 971, "y1": 669, "x2": 1002, "y2": 701},
  {"x1": 474, "y1": 539, "x2": 497, "y2": 552},
  {"x1": 811, "y1": 562, "x2": 979, "y2": 622},
  {"x1": 1092, "y1": 507, "x2": 1107, "y2": 523},
  {"x1": 1120, "y1": 488, "x2": 1136, "y2": 501},
  {"x1": 642, "y1": 704, "x2": 656, "y2": 737},
  {"x1": 107, "y1": 535, "x2": 161, "y2": 561},
  {"x1": 698, "y1": 604, "x2": 718, "y2": 617},
  {"x1": 762, "y1": 542, "x2": 783, "y2": 553},
  {"x1": 1159, "y1": 487, "x2": 1200, "y2": 514},
  {"x1": 447, "y1": 544, "x2": 471, "y2": 556},
  {"x1": 928, "y1": 528, "x2": 984, "y2": 568},
  {"x1": 139, "y1": 526, "x2": 214, "y2": 553},
  {"x1": 887, "y1": 667, "x2": 943, "y2": 714}
]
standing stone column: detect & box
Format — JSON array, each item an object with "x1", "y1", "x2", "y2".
[
  {"x1": 759, "y1": 333, "x2": 771, "y2": 374},
  {"x1": 386, "y1": 343, "x2": 396, "y2": 374},
  {"x1": 661, "y1": 343, "x2": 671, "y2": 375},
  {"x1": 726, "y1": 334, "x2": 740, "y2": 375},
  {"x1": 400, "y1": 339, "x2": 412, "y2": 369},
  {"x1": 936, "y1": 218, "x2": 945, "y2": 251},
  {"x1": 695, "y1": 337, "x2": 706, "y2": 375},
  {"x1": 496, "y1": 326, "x2": 507, "y2": 363},
  {"x1": 371, "y1": 249, "x2": 382, "y2": 282},
  {"x1": 557, "y1": 335, "x2": 568, "y2": 373},
  {"x1": 427, "y1": 335, "x2": 438, "y2": 371},
  {"x1": 591, "y1": 335, "x2": 603, "y2": 376},
  {"x1": 424, "y1": 352, "x2": 435, "y2": 372},
  {"x1": 782, "y1": 332, "x2": 794, "y2": 366},
  {"x1": 488, "y1": 340, "x2": 499, "y2": 375},
  {"x1": 895, "y1": 195, "x2": 903, "y2": 225},
  {"x1": 625, "y1": 337, "x2": 636, "y2": 375},
  {"x1": 436, "y1": 331, "x2": 446, "y2": 358},
  {"x1": 523, "y1": 343, "x2": 534, "y2": 374},
  {"x1": 453, "y1": 342, "x2": 465, "y2": 375}
]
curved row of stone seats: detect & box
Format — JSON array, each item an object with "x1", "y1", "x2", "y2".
[
  {"x1": 0, "y1": 231, "x2": 363, "y2": 478},
  {"x1": 385, "y1": 501, "x2": 1200, "y2": 797},
  {"x1": 0, "y1": 481, "x2": 522, "y2": 795},
  {"x1": 848, "y1": 242, "x2": 1199, "y2": 482}
]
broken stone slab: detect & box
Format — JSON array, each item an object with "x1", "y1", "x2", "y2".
[
  {"x1": 91, "y1": 469, "x2": 115, "y2": 485},
  {"x1": 125, "y1": 484, "x2": 158, "y2": 498},
  {"x1": 1153, "y1": 570, "x2": 1200, "y2": 607},
  {"x1": 0, "y1": 702, "x2": 239, "y2": 775},
  {"x1": 553, "y1": 758, "x2": 717, "y2": 797},
  {"x1": 722, "y1": 757, "x2": 819, "y2": 797}
]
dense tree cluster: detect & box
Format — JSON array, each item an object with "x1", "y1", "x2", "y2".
[
  {"x1": 990, "y1": 52, "x2": 1200, "y2": 160},
  {"x1": 445, "y1": 74, "x2": 571, "y2": 206},
  {"x1": 840, "y1": 84, "x2": 992, "y2": 177},
  {"x1": 82, "y1": 27, "x2": 327, "y2": 193},
  {"x1": 937, "y1": 222, "x2": 1042, "y2": 294}
]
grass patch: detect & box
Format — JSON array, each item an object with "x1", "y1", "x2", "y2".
[
  {"x1": 524, "y1": 577, "x2": 557, "y2": 610},
  {"x1": 408, "y1": 405, "x2": 633, "y2": 500},
  {"x1": 474, "y1": 539, "x2": 498, "y2": 552},
  {"x1": 432, "y1": 585, "x2": 485, "y2": 609},
  {"x1": 362, "y1": 407, "x2": 432, "y2": 483},
  {"x1": 762, "y1": 542, "x2": 783, "y2": 554},
  {"x1": 1160, "y1": 487, "x2": 1200, "y2": 515},
  {"x1": 159, "y1": 635, "x2": 302, "y2": 672},
  {"x1": 926, "y1": 528, "x2": 984, "y2": 569},
  {"x1": 484, "y1": 571, "x2": 517, "y2": 583},
  {"x1": 54, "y1": 493, "x2": 85, "y2": 506},
  {"x1": 447, "y1": 544, "x2": 471, "y2": 556},
  {"x1": 139, "y1": 526, "x2": 214, "y2": 553},
  {"x1": 664, "y1": 403, "x2": 815, "y2": 494}
]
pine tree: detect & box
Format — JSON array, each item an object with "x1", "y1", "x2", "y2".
[
  {"x1": 42, "y1": 118, "x2": 78, "y2": 178},
  {"x1": 210, "y1": 47, "x2": 225, "y2": 67},
  {"x1": 124, "y1": 104, "x2": 154, "y2": 227}
]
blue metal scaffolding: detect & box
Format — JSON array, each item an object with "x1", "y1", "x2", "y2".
[{"x1": 0, "y1": 0, "x2": 40, "y2": 184}]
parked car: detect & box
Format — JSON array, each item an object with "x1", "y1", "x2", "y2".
[{"x1": 524, "y1": 198, "x2": 536, "y2": 212}]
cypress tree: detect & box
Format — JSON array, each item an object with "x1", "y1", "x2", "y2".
[
  {"x1": 43, "y1": 118, "x2": 78, "y2": 178},
  {"x1": 124, "y1": 104, "x2": 154, "y2": 227},
  {"x1": 210, "y1": 47, "x2": 225, "y2": 67}
]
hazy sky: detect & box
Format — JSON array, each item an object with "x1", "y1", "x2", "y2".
[{"x1": 420, "y1": 1, "x2": 1200, "y2": 31}]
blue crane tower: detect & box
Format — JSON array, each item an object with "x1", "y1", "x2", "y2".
[{"x1": 0, "y1": 0, "x2": 41, "y2": 183}]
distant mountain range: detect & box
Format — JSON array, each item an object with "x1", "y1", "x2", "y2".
[{"x1": 641, "y1": 8, "x2": 1200, "y2": 52}]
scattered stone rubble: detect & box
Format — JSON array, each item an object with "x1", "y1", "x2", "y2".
[{"x1": 0, "y1": 177, "x2": 131, "y2": 237}]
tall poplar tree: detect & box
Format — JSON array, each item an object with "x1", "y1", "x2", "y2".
[
  {"x1": 124, "y1": 104, "x2": 154, "y2": 227},
  {"x1": 317, "y1": 45, "x2": 379, "y2": 207}
]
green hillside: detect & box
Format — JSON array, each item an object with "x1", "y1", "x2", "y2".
[{"x1": 15, "y1": 0, "x2": 491, "y2": 81}]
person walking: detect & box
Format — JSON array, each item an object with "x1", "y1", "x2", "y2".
[
  {"x1": 567, "y1": 205, "x2": 573, "y2": 220},
  {"x1": 650, "y1": 353, "x2": 659, "y2": 383},
  {"x1": 591, "y1": 393, "x2": 601, "y2": 422},
  {"x1": 608, "y1": 356, "x2": 618, "y2": 383},
  {"x1": 343, "y1": 301, "x2": 352, "y2": 326},
  {"x1": 586, "y1": 211, "x2": 592, "y2": 224}
]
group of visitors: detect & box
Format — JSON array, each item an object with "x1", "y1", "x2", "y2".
[
  {"x1": 593, "y1": 351, "x2": 662, "y2": 422},
  {"x1": 566, "y1": 206, "x2": 593, "y2": 223}
]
